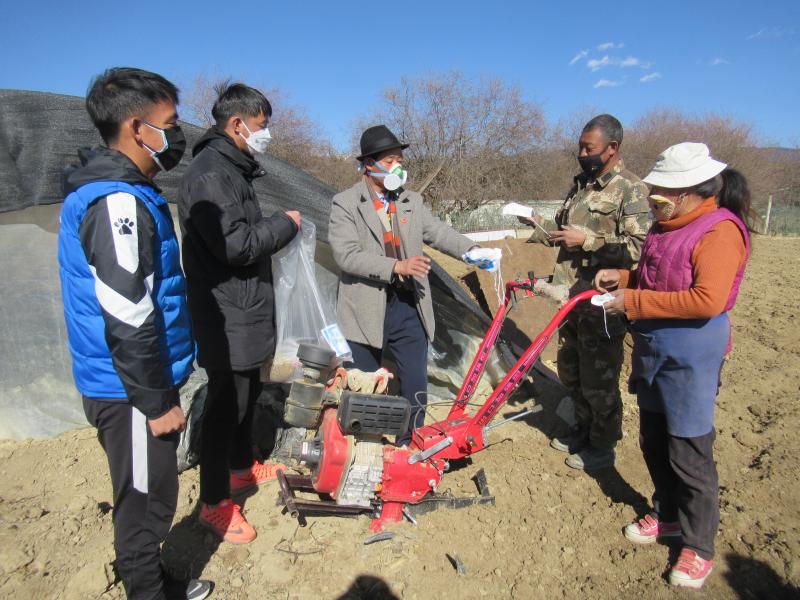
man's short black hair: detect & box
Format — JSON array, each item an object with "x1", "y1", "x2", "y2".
[
  {"x1": 211, "y1": 82, "x2": 272, "y2": 126},
  {"x1": 582, "y1": 114, "x2": 624, "y2": 145},
  {"x1": 86, "y1": 67, "x2": 179, "y2": 144}
]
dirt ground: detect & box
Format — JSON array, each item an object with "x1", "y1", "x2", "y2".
[{"x1": 1, "y1": 237, "x2": 799, "y2": 600}]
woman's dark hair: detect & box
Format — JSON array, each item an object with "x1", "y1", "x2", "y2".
[
  {"x1": 689, "y1": 168, "x2": 756, "y2": 233},
  {"x1": 211, "y1": 82, "x2": 272, "y2": 126},
  {"x1": 86, "y1": 67, "x2": 180, "y2": 144}
]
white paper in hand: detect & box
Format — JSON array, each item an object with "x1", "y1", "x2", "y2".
[
  {"x1": 590, "y1": 292, "x2": 615, "y2": 307},
  {"x1": 503, "y1": 202, "x2": 552, "y2": 239},
  {"x1": 501, "y1": 202, "x2": 534, "y2": 218}
]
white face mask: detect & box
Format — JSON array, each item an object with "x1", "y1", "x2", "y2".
[
  {"x1": 368, "y1": 159, "x2": 408, "y2": 191},
  {"x1": 240, "y1": 120, "x2": 272, "y2": 154}
]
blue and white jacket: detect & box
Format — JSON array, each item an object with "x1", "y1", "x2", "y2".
[{"x1": 59, "y1": 147, "x2": 194, "y2": 418}]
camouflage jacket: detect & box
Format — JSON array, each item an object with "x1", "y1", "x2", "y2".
[{"x1": 529, "y1": 159, "x2": 651, "y2": 295}]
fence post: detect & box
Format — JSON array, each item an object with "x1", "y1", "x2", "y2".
[{"x1": 764, "y1": 194, "x2": 773, "y2": 235}]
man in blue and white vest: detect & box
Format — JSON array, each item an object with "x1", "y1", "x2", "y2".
[{"x1": 58, "y1": 68, "x2": 210, "y2": 600}]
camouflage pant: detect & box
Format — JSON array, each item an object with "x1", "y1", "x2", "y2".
[{"x1": 557, "y1": 313, "x2": 625, "y2": 449}]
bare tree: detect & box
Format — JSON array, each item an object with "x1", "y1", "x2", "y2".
[
  {"x1": 363, "y1": 71, "x2": 546, "y2": 211},
  {"x1": 181, "y1": 74, "x2": 218, "y2": 128}
]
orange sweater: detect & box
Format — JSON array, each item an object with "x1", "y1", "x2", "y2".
[{"x1": 619, "y1": 199, "x2": 747, "y2": 320}]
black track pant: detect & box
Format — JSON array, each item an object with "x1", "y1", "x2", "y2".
[
  {"x1": 639, "y1": 409, "x2": 719, "y2": 560},
  {"x1": 199, "y1": 369, "x2": 261, "y2": 505},
  {"x1": 83, "y1": 398, "x2": 179, "y2": 600}
]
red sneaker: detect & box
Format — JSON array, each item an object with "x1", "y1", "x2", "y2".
[
  {"x1": 230, "y1": 460, "x2": 287, "y2": 496},
  {"x1": 199, "y1": 499, "x2": 256, "y2": 544},
  {"x1": 624, "y1": 514, "x2": 682, "y2": 544},
  {"x1": 669, "y1": 548, "x2": 713, "y2": 589}
]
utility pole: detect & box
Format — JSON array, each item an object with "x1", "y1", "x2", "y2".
[{"x1": 764, "y1": 194, "x2": 773, "y2": 235}]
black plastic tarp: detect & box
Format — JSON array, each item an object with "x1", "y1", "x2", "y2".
[{"x1": 0, "y1": 89, "x2": 333, "y2": 237}]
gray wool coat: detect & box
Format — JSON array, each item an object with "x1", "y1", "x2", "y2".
[{"x1": 328, "y1": 180, "x2": 475, "y2": 349}]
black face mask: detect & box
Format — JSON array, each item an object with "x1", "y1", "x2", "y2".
[
  {"x1": 577, "y1": 145, "x2": 609, "y2": 177},
  {"x1": 143, "y1": 123, "x2": 186, "y2": 172}
]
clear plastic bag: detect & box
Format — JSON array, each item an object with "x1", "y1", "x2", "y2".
[{"x1": 270, "y1": 221, "x2": 351, "y2": 381}]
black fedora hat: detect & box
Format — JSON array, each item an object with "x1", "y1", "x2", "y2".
[{"x1": 356, "y1": 125, "x2": 410, "y2": 161}]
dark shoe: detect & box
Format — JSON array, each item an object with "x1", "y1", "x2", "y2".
[
  {"x1": 550, "y1": 426, "x2": 589, "y2": 454},
  {"x1": 565, "y1": 446, "x2": 615, "y2": 471},
  {"x1": 164, "y1": 574, "x2": 213, "y2": 600}
]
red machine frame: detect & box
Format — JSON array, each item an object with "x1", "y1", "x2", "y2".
[
  {"x1": 275, "y1": 277, "x2": 600, "y2": 531},
  {"x1": 367, "y1": 278, "x2": 599, "y2": 530}
]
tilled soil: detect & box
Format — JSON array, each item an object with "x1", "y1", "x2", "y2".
[{"x1": 1, "y1": 237, "x2": 798, "y2": 600}]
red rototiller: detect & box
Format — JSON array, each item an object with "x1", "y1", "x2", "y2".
[{"x1": 276, "y1": 275, "x2": 599, "y2": 532}]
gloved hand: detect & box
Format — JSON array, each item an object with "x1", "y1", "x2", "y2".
[
  {"x1": 533, "y1": 279, "x2": 569, "y2": 303},
  {"x1": 462, "y1": 247, "x2": 502, "y2": 272},
  {"x1": 346, "y1": 368, "x2": 395, "y2": 394},
  {"x1": 326, "y1": 367, "x2": 350, "y2": 391},
  {"x1": 372, "y1": 368, "x2": 393, "y2": 394}
]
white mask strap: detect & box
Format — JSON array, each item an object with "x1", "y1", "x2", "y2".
[{"x1": 590, "y1": 292, "x2": 614, "y2": 338}]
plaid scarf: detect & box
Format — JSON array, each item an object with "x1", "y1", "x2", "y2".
[
  {"x1": 369, "y1": 186, "x2": 414, "y2": 290},
  {"x1": 371, "y1": 190, "x2": 403, "y2": 260}
]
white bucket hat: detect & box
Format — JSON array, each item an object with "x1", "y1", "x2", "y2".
[{"x1": 642, "y1": 142, "x2": 727, "y2": 189}]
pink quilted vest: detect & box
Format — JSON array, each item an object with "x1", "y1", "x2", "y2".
[{"x1": 637, "y1": 208, "x2": 750, "y2": 311}]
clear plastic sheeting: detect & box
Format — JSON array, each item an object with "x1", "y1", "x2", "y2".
[{"x1": 0, "y1": 213, "x2": 86, "y2": 438}]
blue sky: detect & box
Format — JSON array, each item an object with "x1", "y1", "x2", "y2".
[{"x1": 1, "y1": 0, "x2": 798, "y2": 149}]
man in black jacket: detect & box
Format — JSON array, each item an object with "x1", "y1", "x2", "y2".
[{"x1": 178, "y1": 83, "x2": 300, "y2": 543}]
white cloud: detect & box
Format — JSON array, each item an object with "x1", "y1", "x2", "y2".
[
  {"x1": 640, "y1": 72, "x2": 662, "y2": 83},
  {"x1": 569, "y1": 49, "x2": 588, "y2": 66},
  {"x1": 588, "y1": 55, "x2": 612, "y2": 71},
  {"x1": 594, "y1": 78, "x2": 623, "y2": 88},
  {"x1": 747, "y1": 26, "x2": 796, "y2": 40},
  {"x1": 709, "y1": 57, "x2": 729, "y2": 66},
  {"x1": 620, "y1": 56, "x2": 653, "y2": 69},
  {"x1": 597, "y1": 41, "x2": 624, "y2": 51},
  {"x1": 587, "y1": 54, "x2": 652, "y2": 71}
]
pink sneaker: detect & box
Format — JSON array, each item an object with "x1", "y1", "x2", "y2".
[
  {"x1": 624, "y1": 514, "x2": 682, "y2": 544},
  {"x1": 669, "y1": 548, "x2": 713, "y2": 589},
  {"x1": 230, "y1": 460, "x2": 287, "y2": 496}
]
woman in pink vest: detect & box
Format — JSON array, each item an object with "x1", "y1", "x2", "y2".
[{"x1": 593, "y1": 143, "x2": 754, "y2": 590}]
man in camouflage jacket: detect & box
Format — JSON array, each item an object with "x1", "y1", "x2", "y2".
[{"x1": 523, "y1": 114, "x2": 651, "y2": 471}]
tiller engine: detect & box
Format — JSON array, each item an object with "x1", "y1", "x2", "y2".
[{"x1": 276, "y1": 277, "x2": 599, "y2": 531}]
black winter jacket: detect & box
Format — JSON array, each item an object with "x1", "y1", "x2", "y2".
[{"x1": 178, "y1": 128, "x2": 298, "y2": 371}]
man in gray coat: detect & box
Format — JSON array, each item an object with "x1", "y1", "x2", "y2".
[{"x1": 329, "y1": 125, "x2": 480, "y2": 438}]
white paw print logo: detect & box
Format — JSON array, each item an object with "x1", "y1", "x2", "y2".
[{"x1": 114, "y1": 217, "x2": 135, "y2": 235}]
